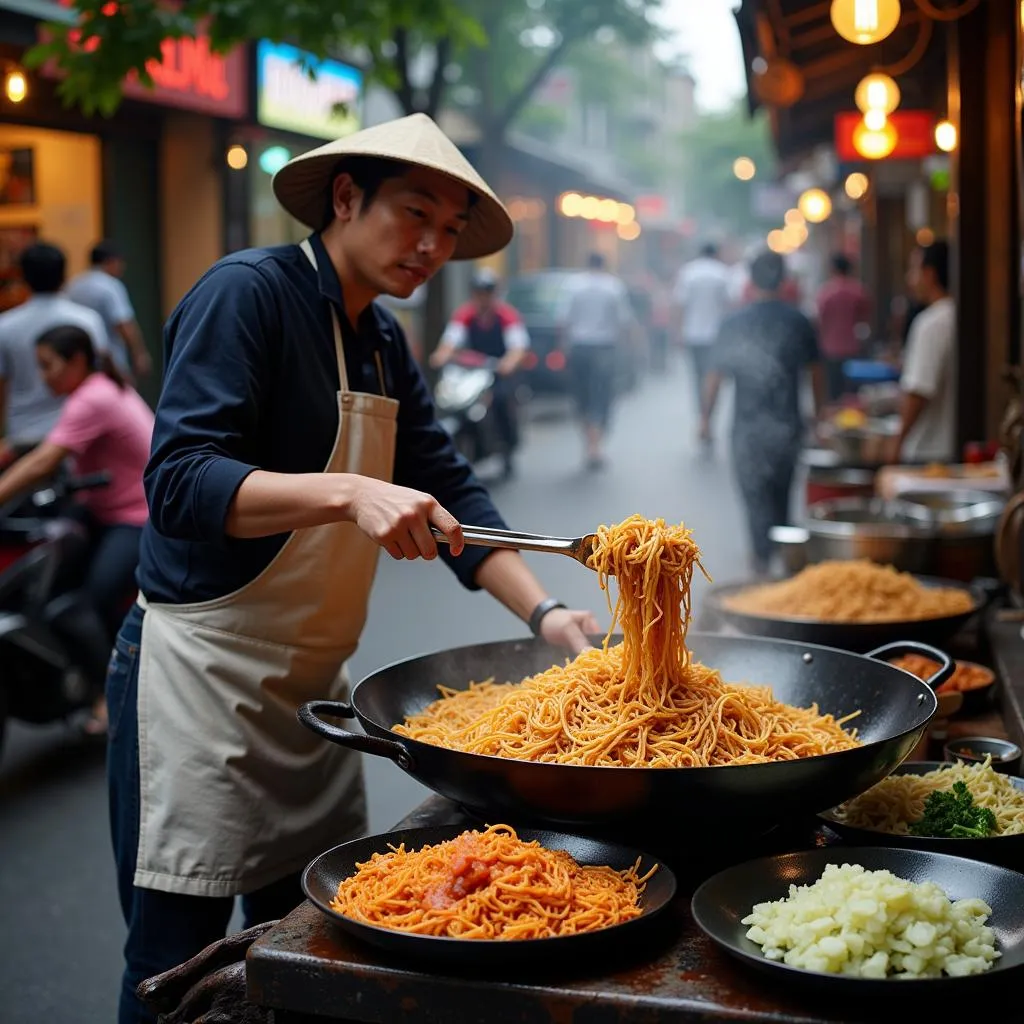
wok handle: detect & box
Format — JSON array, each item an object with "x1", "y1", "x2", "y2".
[
  {"x1": 297, "y1": 700, "x2": 415, "y2": 772},
  {"x1": 864, "y1": 641, "x2": 956, "y2": 689}
]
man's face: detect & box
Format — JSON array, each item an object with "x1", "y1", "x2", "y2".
[
  {"x1": 473, "y1": 287, "x2": 496, "y2": 313},
  {"x1": 334, "y1": 166, "x2": 471, "y2": 299}
]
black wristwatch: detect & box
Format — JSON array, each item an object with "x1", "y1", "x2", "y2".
[{"x1": 528, "y1": 597, "x2": 566, "y2": 637}]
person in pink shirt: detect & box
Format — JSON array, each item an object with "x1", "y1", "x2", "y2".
[
  {"x1": 815, "y1": 253, "x2": 872, "y2": 401},
  {"x1": 0, "y1": 323, "x2": 154, "y2": 733}
]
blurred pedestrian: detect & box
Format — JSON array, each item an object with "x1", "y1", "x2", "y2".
[
  {"x1": 0, "y1": 241, "x2": 108, "y2": 465},
  {"x1": 700, "y1": 250, "x2": 825, "y2": 575},
  {"x1": 0, "y1": 324, "x2": 153, "y2": 734},
  {"x1": 673, "y1": 242, "x2": 731, "y2": 441},
  {"x1": 66, "y1": 239, "x2": 152, "y2": 383},
  {"x1": 560, "y1": 252, "x2": 635, "y2": 470},
  {"x1": 894, "y1": 240, "x2": 956, "y2": 462},
  {"x1": 431, "y1": 267, "x2": 530, "y2": 478},
  {"x1": 814, "y1": 253, "x2": 871, "y2": 402}
]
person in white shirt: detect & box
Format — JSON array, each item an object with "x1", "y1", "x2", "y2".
[
  {"x1": 560, "y1": 252, "x2": 635, "y2": 470},
  {"x1": 673, "y1": 243, "x2": 733, "y2": 441},
  {"x1": 0, "y1": 242, "x2": 109, "y2": 465},
  {"x1": 896, "y1": 240, "x2": 957, "y2": 462},
  {"x1": 66, "y1": 239, "x2": 152, "y2": 382}
]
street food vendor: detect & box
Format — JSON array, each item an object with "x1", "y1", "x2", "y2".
[
  {"x1": 107, "y1": 113, "x2": 599, "y2": 1024},
  {"x1": 895, "y1": 240, "x2": 956, "y2": 462}
]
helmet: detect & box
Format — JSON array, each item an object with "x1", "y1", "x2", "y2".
[{"x1": 471, "y1": 267, "x2": 499, "y2": 291}]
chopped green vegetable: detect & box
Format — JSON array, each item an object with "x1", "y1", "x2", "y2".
[{"x1": 909, "y1": 780, "x2": 997, "y2": 838}]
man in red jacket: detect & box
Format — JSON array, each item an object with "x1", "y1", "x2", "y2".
[{"x1": 431, "y1": 268, "x2": 530, "y2": 477}]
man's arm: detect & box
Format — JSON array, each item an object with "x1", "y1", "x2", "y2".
[
  {"x1": 0, "y1": 442, "x2": 66, "y2": 507},
  {"x1": 116, "y1": 320, "x2": 152, "y2": 379},
  {"x1": 895, "y1": 391, "x2": 929, "y2": 456},
  {"x1": 496, "y1": 308, "x2": 529, "y2": 376},
  {"x1": 0, "y1": 375, "x2": 10, "y2": 467},
  {"x1": 428, "y1": 309, "x2": 468, "y2": 369}
]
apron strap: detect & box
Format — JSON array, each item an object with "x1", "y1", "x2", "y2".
[{"x1": 300, "y1": 238, "x2": 349, "y2": 393}]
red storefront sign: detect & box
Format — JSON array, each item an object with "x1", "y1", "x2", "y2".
[
  {"x1": 45, "y1": 1, "x2": 247, "y2": 118},
  {"x1": 834, "y1": 110, "x2": 937, "y2": 162}
]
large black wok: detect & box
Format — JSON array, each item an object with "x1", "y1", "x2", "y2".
[
  {"x1": 299, "y1": 635, "x2": 946, "y2": 833},
  {"x1": 705, "y1": 575, "x2": 985, "y2": 653}
]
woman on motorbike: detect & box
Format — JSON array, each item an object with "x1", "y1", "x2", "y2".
[{"x1": 0, "y1": 323, "x2": 154, "y2": 734}]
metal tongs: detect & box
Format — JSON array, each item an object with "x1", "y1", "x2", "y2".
[{"x1": 430, "y1": 524, "x2": 602, "y2": 571}]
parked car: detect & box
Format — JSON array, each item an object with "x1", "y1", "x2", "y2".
[{"x1": 503, "y1": 269, "x2": 644, "y2": 399}]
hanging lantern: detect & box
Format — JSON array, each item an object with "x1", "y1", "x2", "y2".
[
  {"x1": 853, "y1": 117, "x2": 899, "y2": 160},
  {"x1": 798, "y1": 188, "x2": 833, "y2": 224},
  {"x1": 934, "y1": 119, "x2": 958, "y2": 153},
  {"x1": 854, "y1": 72, "x2": 901, "y2": 115},
  {"x1": 830, "y1": 0, "x2": 902, "y2": 46},
  {"x1": 845, "y1": 172, "x2": 870, "y2": 199}
]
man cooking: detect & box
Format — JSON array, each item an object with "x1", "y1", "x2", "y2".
[{"x1": 107, "y1": 113, "x2": 599, "y2": 1024}]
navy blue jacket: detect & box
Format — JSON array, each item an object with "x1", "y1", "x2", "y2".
[{"x1": 137, "y1": 234, "x2": 506, "y2": 604}]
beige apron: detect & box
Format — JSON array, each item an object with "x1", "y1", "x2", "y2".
[{"x1": 134, "y1": 239, "x2": 398, "y2": 897}]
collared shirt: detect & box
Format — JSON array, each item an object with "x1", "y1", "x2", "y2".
[
  {"x1": 0, "y1": 294, "x2": 109, "y2": 443},
  {"x1": 65, "y1": 269, "x2": 136, "y2": 373},
  {"x1": 138, "y1": 233, "x2": 507, "y2": 604}
]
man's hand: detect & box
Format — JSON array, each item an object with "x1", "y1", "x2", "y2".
[
  {"x1": 539, "y1": 607, "x2": 601, "y2": 654},
  {"x1": 137, "y1": 921, "x2": 277, "y2": 1024},
  {"x1": 347, "y1": 478, "x2": 465, "y2": 561},
  {"x1": 132, "y1": 347, "x2": 153, "y2": 379}
]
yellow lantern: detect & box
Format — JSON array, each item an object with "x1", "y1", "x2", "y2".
[
  {"x1": 934, "y1": 119, "x2": 958, "y2": 153},
  {"x1": 830, "y1": 0, "x2": 901, "y2": 46},
  {"x1": 766, "y1": 229, "x2": 790, "y2": 255},
  {"x1": 855, "y1": 72, "x2": 900, "y2": 115},
  {"x1": 5, "y1": 69, "x2": 27, "y2": 103},
  {"x1": 853, "y1": 117, "x2": 899, "y2": 159},
  {"x1": 844, "y1": 172, "x2": 869, "y2": 199},
  {"x1": 798, "y1": 188, "x2": 832, "y2": 224},
  {"x1": 784, "y1": 208, "x2": 805, "y2": 227}
]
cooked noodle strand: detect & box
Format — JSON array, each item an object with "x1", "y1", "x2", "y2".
[
  {"x1": 395, "y1": 515, "x2": 860, "y2": 766},
  {"x1": 331, "y1": 824, "x2": 653, "y2": 938}
]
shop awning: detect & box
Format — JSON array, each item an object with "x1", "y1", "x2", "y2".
[
  {"x1": 0, "y1": 0, "x2": 74, "y2": 23},
  {"x1": 735, "y1": 0, "x2": 947, "y2": 162}
]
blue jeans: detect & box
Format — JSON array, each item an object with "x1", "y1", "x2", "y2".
[{"x1": 107, "y1": 602, "x2": 304, "y2": 1024}]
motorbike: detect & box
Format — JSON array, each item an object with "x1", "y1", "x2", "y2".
[
  {"x1": 434, "y1": 350, "x2": 514, "y2": 469},
  {"x1": 0, "y1": 470, "x2": 122, "y2": 754}
]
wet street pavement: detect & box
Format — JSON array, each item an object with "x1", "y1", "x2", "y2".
[{"x1": 0, "y1": 358, "x2": 749, "y2": 1022}]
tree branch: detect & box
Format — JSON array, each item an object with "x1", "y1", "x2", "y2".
[
  {"x1": 424, "y1": 36, "x2": 451, "y2": 118},
  {"x1": 394, "y1": 28, "x2": 416, "y2": 113},
  {"x1": 494, "y1": 35, "x2": 572, "y2": 137}
]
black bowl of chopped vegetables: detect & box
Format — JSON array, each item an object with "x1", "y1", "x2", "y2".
[{"x1": 820, "y1": 762, "x2": 1024, "y2": 870}]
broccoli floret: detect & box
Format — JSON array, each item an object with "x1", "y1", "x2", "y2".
[{"x1": 909, "y1": 780, "x2": 997, "y2": 839}]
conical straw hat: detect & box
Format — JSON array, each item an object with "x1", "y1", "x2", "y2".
[{"x1": 272, "y1": 113, "x2": 514, "y2": 260}]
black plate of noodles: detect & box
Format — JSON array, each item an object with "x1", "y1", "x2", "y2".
[
  {"x1": 820, "y1": 761, "x2": 1024, "y2": 869},
  {"x1": 691, "y1": 846, "x2": 1024, "y2": 995},
  {"x1": 302, "y1": 824, "x2": 677, "y2": 967}
]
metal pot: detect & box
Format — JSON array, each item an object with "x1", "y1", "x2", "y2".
[
  {"x1": 770, "y1": 496, "x2": 999, "y2": 582},
  {"x1": 819, "y1": 417, "x2": 900, "y2": 466},
  {"x1": 804, "y1": 465, "x2": 877, "y2": 506}
]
